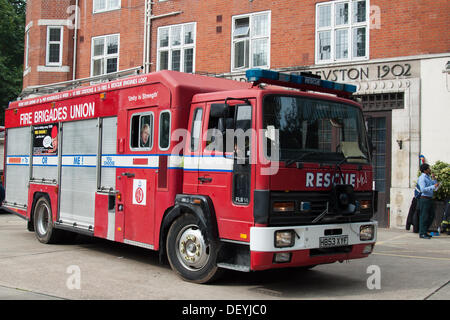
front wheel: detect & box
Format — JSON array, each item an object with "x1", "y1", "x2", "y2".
[{"x1": 166, "y1": 213, "x2": 222, "y2": 283}]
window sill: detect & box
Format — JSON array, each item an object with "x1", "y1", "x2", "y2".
[
  {"x1": 315, "y1": 57, "x2": 370, "y2": 66},
  {"x1": 93, "y1": 8, "x2": 121, "y2": 15},
  {"x1": 37, "y1": 65, "x2": 70, "y2": 73}
]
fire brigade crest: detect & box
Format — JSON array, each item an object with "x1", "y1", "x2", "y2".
[{"x1": 132, "y1": 179, "x2": 147, "y2": 205}]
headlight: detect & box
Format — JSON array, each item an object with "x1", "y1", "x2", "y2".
[
  {"x1": 274, "y1": 230, "x2": 295, "y2": 248},
  {"x1": 273, "y1": 201, "x2": 295, "y2": 212},
  {"x1": 360, "y1": 225, "x2": 375, "y2": 241}
]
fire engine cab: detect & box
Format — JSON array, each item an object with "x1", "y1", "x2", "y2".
[{"x1": 4, "y1": 68, "x2": 377, "y2": 283}]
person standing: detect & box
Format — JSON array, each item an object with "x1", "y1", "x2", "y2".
[{"x1": 418, "y1": 163, "x2": 440, "y2": 239}]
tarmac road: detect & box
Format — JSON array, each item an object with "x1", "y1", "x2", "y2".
[{"x1": 1, "y1": 210, "x2": 449, "y2": 301}]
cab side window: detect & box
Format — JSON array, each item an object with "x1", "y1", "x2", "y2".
[
  {"x1": 159, "y1": 110, "x2": 171, "y2": 150},
  {"x1": 131, "y1": 113, "x2": 154, "y2": 150},
  {"x1": 206, "y1": 105, "x2": 235, "y2": 153},
  {"x1": 190, "y1": 108, "x2": 203, "y2": 152}
]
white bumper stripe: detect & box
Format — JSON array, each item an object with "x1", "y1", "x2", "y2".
[{"x1": 250, "y1": 221, "x2": 377, "y2": 252}]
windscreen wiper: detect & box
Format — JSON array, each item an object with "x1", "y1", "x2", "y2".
[{"x1": 285, "y1": 152, "x2": 323, "y2": 167}]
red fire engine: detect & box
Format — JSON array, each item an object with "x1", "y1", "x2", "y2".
[{"x1": 4, "y1": 69, "x2": 377, "y2": 283}]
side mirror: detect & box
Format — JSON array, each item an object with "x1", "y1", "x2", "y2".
[{"x1": 210, "y1": 103, "x2": 230, "y2": 118}]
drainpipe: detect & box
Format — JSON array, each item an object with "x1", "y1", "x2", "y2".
[
  {"x1": 148, "y1": 0, "x2": 153, "y2": 73},
  {"x1": 72, "y1": 0, "x2": 79, "y2": 80},
  {"x1": 143, "y1": 2, "x2": 182, "y2": 74}
]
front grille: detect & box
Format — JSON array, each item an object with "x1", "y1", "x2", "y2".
[{"x1": 268, "y1": 191, "x2": 373, "y2": 226}]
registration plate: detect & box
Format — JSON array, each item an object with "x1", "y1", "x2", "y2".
[{"x1": 319, "y1": 235, "x2": 349, "y2": 248}]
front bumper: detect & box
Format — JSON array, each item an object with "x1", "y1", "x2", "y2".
[{"x1": 249, "y1": 221, "x2": 377, "y2": 271}]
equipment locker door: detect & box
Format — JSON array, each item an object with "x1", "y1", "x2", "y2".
[
  {"x1": 119, "y1": 108, "x2": 157, "y2": 247},
  {"x1": 4, "y1": 127, "x2": 31, "y2": 213}
]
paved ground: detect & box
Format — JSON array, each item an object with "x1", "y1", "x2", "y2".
[{"x1": 1, "y1": 210, "x2": 449, "y2": 301}]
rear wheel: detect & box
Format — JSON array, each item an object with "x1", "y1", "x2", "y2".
[
  {"x1": 33, "y1": 196, "x2": 62, "y2": 244},
  {"x1": 166, "y1": 213, "x2": 222, "y2": 283}
]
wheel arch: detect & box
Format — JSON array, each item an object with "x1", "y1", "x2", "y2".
[
  {"x1": 158, "y1": 194, "x2": 218, "y2": 263},
  {"x1": 28, "y1": 192, "x2": 52, "y2": 232}
]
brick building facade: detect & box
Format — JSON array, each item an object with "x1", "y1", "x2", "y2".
[{"x1": 21, "y1": 0, "x2": 450, "y2": 229}]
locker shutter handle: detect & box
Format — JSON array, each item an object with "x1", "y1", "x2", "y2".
[{"x1": 121, "y1": 172, "x2": 135, "y2": 178}]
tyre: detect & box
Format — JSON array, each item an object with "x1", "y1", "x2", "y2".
[
  {"x1": 166, "y1": 213, "x2": 222, "y2": 283},
  {"x1": 33, "y1": 196, "x2": 63, "y2": 244}
]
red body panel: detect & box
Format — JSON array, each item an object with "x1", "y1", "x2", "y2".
[
  {"x1": 28, "y1": 184, "x2": 59, "y2": 221},
  {"x1": 270, "y1": 164, "x2": 373, "y2": 191},
  {"x1": 250, "y1": 243, "x2": 374, "y2": 271},
  {"x1": 94, "y1": 193, "x2": 109, "y2": 239}
]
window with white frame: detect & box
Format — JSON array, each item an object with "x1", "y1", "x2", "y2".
[
  {"x1": 316, "y1": 0, "x2": 368, "y2": 63},
  {"x1": 232, "y1": 11, "x2": 270, "y2": 71},
  {"x1": 91, "y1": 34, "x2": 119, "y2": 76},
  {"x1": 157, "y1": 23, "x2": 196, "y2": 73},
  {"x1": 46, "y1": 26, "x2": 63, "y2": 66},
  {"x1": 93, "y1": 0, "x2": 121, "y2": 13}
]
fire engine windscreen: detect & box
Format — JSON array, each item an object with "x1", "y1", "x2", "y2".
[{"x1": 263, "y1": 95, "x2": 369, "y2": 164}]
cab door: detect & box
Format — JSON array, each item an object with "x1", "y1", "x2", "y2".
[
  {"x1": 119, "y1": 108, "x2": 156, "y2": 247},
  {"x1": 196, "y1": 100, "x2": 255, "y2": 242},
  {"x1": 183, "y1": 104, "x2": 204, "y2": 194}
]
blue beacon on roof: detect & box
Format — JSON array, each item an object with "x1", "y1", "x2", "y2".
[{"x1": 245, "y1": 68, "x2": 357, "y2": 95}]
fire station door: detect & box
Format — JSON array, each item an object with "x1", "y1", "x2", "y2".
[{"x1": 120, "y1": 109, "x2": 156, "y2": 247}]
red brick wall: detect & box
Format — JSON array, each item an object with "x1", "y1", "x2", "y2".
[
  {"x1": 150, "y1": 0, "x2": 450, "y2": 74},
  {"x1": 370, "y1": 0, "x2": 450, "y2": 59},
  {"x1": 23, "y1": 0, "x2": 144, "y2": 89},
  {"x1": 23, "y1": 0, "x2": 75, "y2": 89},
  {"x1": 75, "y1": 0, "x2": 144, "y2": 79},
  {"x1": 24, "y1": 0, "x2": 450, "y2": 88}
]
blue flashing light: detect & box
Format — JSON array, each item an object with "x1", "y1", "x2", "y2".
[
  {"x1": 245, "y1": 68, "x2": 357, "y2": 96},
  {"x1": 278, "y1": 72, "x2": 291, "y2": 82},
  {"x1": 291, "y1": 74, "x2": 303, "y2": 85},
  {"x1": 333, "y1": 82, "x2": 344, "y2": 91},
  {"x1": 320, "y1": 80, "x2": 334, "y2": 89},
  {"x1": 344, "y1": 84, "x2": 357, "y2": 93},
  {"x1": 246, "y1": 69, "x2": 278, "y2": 82}
]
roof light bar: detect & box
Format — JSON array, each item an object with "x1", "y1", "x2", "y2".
[{"x1": 246, "y1": 68, "x2": 357, "y2": 98}]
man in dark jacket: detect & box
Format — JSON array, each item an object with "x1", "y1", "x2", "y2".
[
  {"x1": 417, "y1": 163, "x2": 440, "y2": 239},
  {"x1": 406, "y1": 182, "x2": 421, "y2": 232}
]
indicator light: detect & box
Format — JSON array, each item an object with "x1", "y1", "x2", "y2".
[{"x1": 273, "y1": 201, "x2": 295, "y2": 212}]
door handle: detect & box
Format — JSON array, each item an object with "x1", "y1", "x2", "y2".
[
  {"x1": 121, "y1": 172, "x2": 135, "y2": 178},
  {"x1": 198, "y1": 176, "x2": 212, "y2": 183}
]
